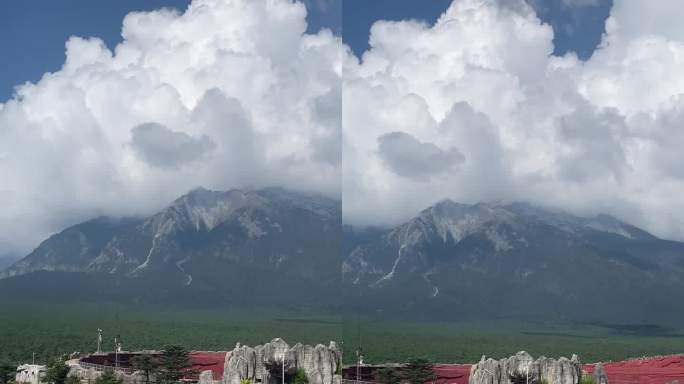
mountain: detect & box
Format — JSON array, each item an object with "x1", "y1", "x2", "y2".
[
  {"x1": 0, "y1": 187, "x2": 342, "y2": 306},
  {"x1": 342, "y1": 200, "x2": 684, "y2": 324},
  {"x1": 5, "y1": 193, "x2": 684, "y2": 324}
]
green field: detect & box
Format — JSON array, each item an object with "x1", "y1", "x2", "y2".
[{"x1": 1, "y1": 302, "x2": 683, "y2": 365}]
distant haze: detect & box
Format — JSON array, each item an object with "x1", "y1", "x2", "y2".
[{"x1": 0, "y1": 254, "x2": 19, "y2": 271}]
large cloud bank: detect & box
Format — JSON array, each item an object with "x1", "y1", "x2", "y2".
[
  {"x1": 0, "y1": 0, "x2": 342, "y2": 254},
  {"x1": 343, "y1": 0, "x2": 684, "y2": 241}
]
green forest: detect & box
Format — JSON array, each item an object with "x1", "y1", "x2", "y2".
[{"x1": 1, "y1": 302, "x2": 684, "y2": 366}]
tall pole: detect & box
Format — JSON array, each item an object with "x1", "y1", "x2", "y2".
[
  {"x1": 356, "y1": 320, "x2": 361, "y2": 384},
  {"x1": 282, "y1": 354, "x2": 285, "y2": 384},
  {"x1": 355, "y1": 350, "x2": 360, "y2": 384}
]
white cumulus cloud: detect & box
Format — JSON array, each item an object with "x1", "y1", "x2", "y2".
[
  {"x1": 342, "y1": 0, "x2": 684, "y2": 241},
  {"x1": 0, "y1": 0, "x2": 342, "y2": 255}
]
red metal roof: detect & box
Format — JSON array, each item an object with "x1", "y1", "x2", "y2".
[
  {"x1": 432, "y1": 364, "x2": 471, "y2": 384},
  {"x1": 428, "y1": 355, "x2": 684, "y2": 384},
  {"x1": 584, "y1": 356, "x2": 684, "y2": 384},
  {"x1": 189, "y1": 352, "x2": 227, "y2": 380}
]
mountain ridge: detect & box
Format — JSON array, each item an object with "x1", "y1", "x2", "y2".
[
  {"x1": 1, "y1": 187, "x2": 342, "y2": 287},
  {"x1": 3, "y1": 194, "x2": 684, "y2": 324},
  {"x1": 341, "y1": 199, "x2": 684, "y2": 324}
]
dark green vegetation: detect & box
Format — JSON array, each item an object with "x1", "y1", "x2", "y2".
[
  {"x1": 293, "y1": 369, "x2": 309, "y2": 384},
  {"x1": 0, "y1": 302, "x2": 342, "y2": 365},
  {"x1": 158, "y1": 345, "x2": 195, "y2": 384},
  {"x1": 0, "y1": 362, "x2": 15, "y2": 384},
  {"x1": 0, "y1": 303, "x2": 683, "y2": 366},
  {"x1": 131, "y1": 353, "x2": 160, "y2": 384},
  {"x1": 43, "y1": 359, "x2": 70, "y2": 384},
  {"x1": 376, "y1": 367, "x2": 400, "y2": 384},
  {"x1": 401, "y1": 358, "x2": 437, "y2": 384}
]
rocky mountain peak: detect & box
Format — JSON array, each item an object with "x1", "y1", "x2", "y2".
[
  {"x1": 164, "y1": 187, "x2": 268, "y2": 232},
  {"x1": 402, "y1": 200, "x2": 518, "y2": 246},
  {"x1": 1, "y1": 187, "x2": 342, "y2": 286},
  {"x1": 583, "y1": 213, "x2": 651, "y2": 240}
]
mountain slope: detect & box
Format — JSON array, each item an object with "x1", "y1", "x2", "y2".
[
  {"x1": 0, "y1": 187, "x2": 342, "y2": 306},
  {"x1": 1, "y1": 217, "x2": 143, "y2": 278},
  {"x1": 343, "y1": 201, "x2": 684, "y2": 324},
  {"x1": 5, "y1": 194, "x2": 684, "y2": 323}
]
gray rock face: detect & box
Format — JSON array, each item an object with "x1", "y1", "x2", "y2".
[
  {"x1": 16, "y1": 364, "x2": 46, "y2": 384},
  {"x1": 223, "y1": 339, "x2": 341, "y2": 384},
  {"x1": 538, "y1": 355, "x2": 581, "y2": 384},
  {"x1": 1, "y1": 187, "x2": 342, "y2": 286},
  {"x1": 469, "y1": 352, "x2": 582, "y2": 384},
  {"x1": 593, "y1": 363, "x2": 608, "y2": 384},
  {"x1": 199, "y1": 370, "x2": 215, "y2": 384},
  {"x1": 340, "y1": 199, "x2": 684, "y2": 325}
]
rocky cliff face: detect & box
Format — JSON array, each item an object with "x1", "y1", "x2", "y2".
[
  {"x1": 469, "y1": 352, "x2": 582, "y2": 384},
  {"x1": 343, "y1": 200, "x2": 659, "y2": 289},
  {"x1": 223, "y1": 339, "x2": 341, "y2": 384},
  {"x1": 343, "y1": 200, "x2": 684, "y2": 323},
  {"x1": 5, "y1": 191, "x2": 684, "y2": 323},
  {"x1": 0, "y1": 188, "x2": 342, "y2": 303}
]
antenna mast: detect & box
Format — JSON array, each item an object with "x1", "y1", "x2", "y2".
[{"x1": 97, "y1": 329, "x2": 103, "y2": 354}]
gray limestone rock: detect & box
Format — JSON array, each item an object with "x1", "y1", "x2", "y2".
[
  {"x1": 469, "y1": 352, "x2": 582, "y2": 384},
  {"x1": 199, "y1": 370, "x2": 215, "y2": 384},
  {"x1": 593, "y1": 363, "x2": 608, "y2": 384},
  {"x1": 223, "y1": 339, "x2": 340, "y2": 384}
]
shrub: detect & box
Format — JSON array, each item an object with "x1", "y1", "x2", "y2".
[
  {"x1": 292, "y1": 369, "x2": 308, "y2": 384},
  {"x1": 376, "y1": 367, "x2": 400, "y2": 384},
  {"x1": 581, "y1": 375, "x2": 596, "y2": 384},
  {"x1": 42, "y1": 360, "x2": 69, "y2": 384},
  {"x1": 402, "y1": 358, "x2": 436, "y2": 384},
  {"x1": 0, "y1": 361, "x2": 16, "y2": 384}
]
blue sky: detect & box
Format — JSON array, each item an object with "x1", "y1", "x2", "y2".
[
  {"x1": 342, "y1": 0, "x2": 612, "y2": 59},
  {"x1": 0, "y1": 0, "x2": 610, "y2": 101},
  {"x1": 0, "y1": 0, "x2": 340, "y2": 102}
]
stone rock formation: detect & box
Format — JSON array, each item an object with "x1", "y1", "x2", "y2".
[
  {"x1": 593, "y1": 363, "x2": 609, "y2": 384},
  {"x1": 223, "y1": 339, "x2": 341, "y2": 384},
  {"x1": 469, "y1": 352, "x2": 582, "y2": 384},
  {"x1": 15, "y1": 364, "x2": 46, "y2": 384},
  {"x1": 199, "y1": 370, "x2": 215, "y2": 384},
  {"x1": 66, "y1": 364, "x2": 134, "y2": 384}
]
